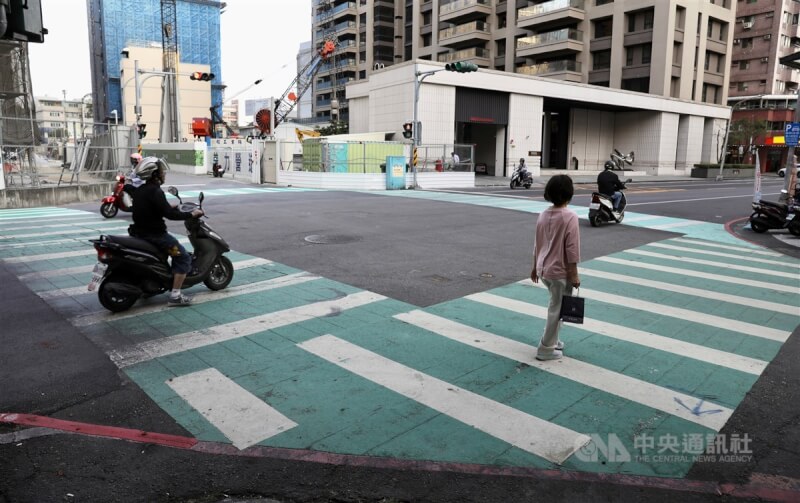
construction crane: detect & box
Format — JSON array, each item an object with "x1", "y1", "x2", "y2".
[
  {"x1": 254, "y1": 39, "x2": 337, "y2": 137},
  {"x1": 159, "y1": 0, "x2": 180, "y2": 142}
]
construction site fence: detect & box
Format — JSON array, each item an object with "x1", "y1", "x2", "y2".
[
  {"x1": 278, "y1": 142, "x2": 475, "y2": 173},
  {"x1": 1, "y1": 116, "x2": 138, "y2": 188}
]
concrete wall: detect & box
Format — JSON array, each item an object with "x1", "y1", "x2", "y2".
[
  {"x1": 676, "y1": 115, "x2": 706, "y2": 172},
  {"x1": 0, "y1": 182, "x2": 115, "y2": 209},
  {"x1": 568, "y1": 109, "x2": 616, "y2": 172},
  {"x1": 507, "y1": 94, "x2": 543, "y2": 177}
]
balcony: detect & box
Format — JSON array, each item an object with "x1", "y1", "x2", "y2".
[
  {"x1": 516, "y1": 28, "x2": 584, "y2": 58},
  {"x1": 314, "y1": 2, "x2": 357, "y2": 23},
  {"x1": 439, "y1": 20, "x2": 491, "y2": 46},
  {"x1": 439, "y1": 0, "x2": 491, "y2": 23},
  {"x1": 516, "y1": 59, "x2": 582, "y2": 82},
  {"x1": 517, "y1": 0, "x2": 585, "y2": 30},
  {"x1": 437, "y1": 46, "x2": 490, "y2": 66}
]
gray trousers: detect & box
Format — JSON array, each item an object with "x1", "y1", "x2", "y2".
[{"x1": 539, "y1": 278, "x2": 572, "y2": 351}]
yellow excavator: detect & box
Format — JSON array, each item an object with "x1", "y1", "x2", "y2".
[{"x1": 295, "y1": 128, "x2": 321, "y2": 142}]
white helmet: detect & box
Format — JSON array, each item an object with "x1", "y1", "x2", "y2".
[{"x1": 134, "y1": 156, "x2": 169, "y2": 181}]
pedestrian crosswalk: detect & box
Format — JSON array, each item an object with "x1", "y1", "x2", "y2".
[{"x1": 1, "y1": 204, "x2": 798, "y2": 478}]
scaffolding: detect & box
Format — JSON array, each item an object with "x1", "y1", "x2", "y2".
[{"x1": 0, "y1": 40, "x2": 41, "y2": 188}]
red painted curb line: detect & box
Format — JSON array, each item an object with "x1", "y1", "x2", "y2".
[
  {"x1": 3, "y1": 412, "x2": 799, "y2": 502},
  {"x1": 0, "y1": 413, "x2": 197, "y2": 449},
  {"x1": 724, "y1": 216, "x2": 765, "y2": 248}
]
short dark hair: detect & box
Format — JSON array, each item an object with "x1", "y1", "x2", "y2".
[{"x1": 543, "y1": 175, "x2": 574, "y2": 206}]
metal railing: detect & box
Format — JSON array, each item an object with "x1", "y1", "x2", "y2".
[
  {"x1": 517, "y1": 28, "x2": 584, "y2": 49},
  {"x1": 517, "y1": 60, "x2": 582, "y2": 75},
  {"x1": 440, "y1": 0, "x2": 489, "y2": 16},
  {"x1": 437, "y1": 46, "x2": 490, "y2": 62},
  {"x1": 439, "y1": 20, "x2": 490, "y2": 40}
]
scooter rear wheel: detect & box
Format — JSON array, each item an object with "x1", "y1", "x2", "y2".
[
  {"x1": 204, "y1": 256, "x2": 234, "y2": 291},
  {"x1": 509, "y1": 181, "x2": 516, "y2": 189},
  {"x1": 100, "y1": 202, "x2": 118, "y2": 219},
  {"x1": 589, "y1": 214, "x2": 601, "y2": 227},
  {"x1": 749, "y1": 219, "x2": 768, "y2": 233},
  {"x1": 98, "y1": 277, "x2": 139, "y2": 312},
  {"x1": 789, "y1": 221, "x2": 800, "y2": 237}
]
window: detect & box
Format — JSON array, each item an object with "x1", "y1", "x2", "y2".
[
  {"x1": 741, "y1": 38, "x2": 753, "y2": 48},
  {"x1": 739, "y1": 60, "x2": 750, "y2": 70},
  {"x1": 626, "y1": 47, "x2": 634, "y2": 66},
  {"x1": 497, "y1": 14, "x2": 506, "y2": 29},
  {"x1": 704, "y1": 52, "x2": 710, "y2": 70},
  {"x1": 594, "y1": 17, "x2": 612, "y2": 38},
  {"x1": 496, "y1": 40, "x2": 505, "y2": 57},
  {"x1": 675, "y1": 6, "x2": 685, "y2": 30},
  {"x1": 628, "y1": 13, "x2": 636, "y2": 32},
  {"x1": 642, "y1": 43, "x2": 652, "y2": 64},
  {"x1": 593, "y1": 49, "x2": 611, "y2": 70},
  {"x1": 596, "y1": 0, "x2": 613, "y2": 5},
  {"x1": 644, "y1": 9, "x2": 654, "y2": 29},
  {"x1": 737, "y1": 81, "x2": 748, "y2": 91},
  {"x1": 707, "y1": 20, "x2": 713, "y2": 38}
]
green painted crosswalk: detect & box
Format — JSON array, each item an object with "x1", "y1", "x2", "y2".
[{"x1": 1, "y1": 203, "x2": 798, "y2": 479}]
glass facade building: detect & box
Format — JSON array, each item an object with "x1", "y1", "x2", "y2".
[{"x1": 87, "y1": 0, "x2": 223, "y2": 124}]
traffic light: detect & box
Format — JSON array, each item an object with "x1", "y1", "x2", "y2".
[
  {"x1": 137, "y1": 123, "x2": 147, "y2": 139},
  {"x1": 445, "y1": 61, "x2": 478, "y2": 73},
  {"x1": 190, "y1": 72, "x2": 215, "y2": 81},
  {"x1": 402, "y1": 122, "x2": 413, "y2": 139}
]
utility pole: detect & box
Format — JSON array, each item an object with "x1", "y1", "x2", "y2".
[{"x1": 159, "y1": 0, "x2": 181, "y2": 143}]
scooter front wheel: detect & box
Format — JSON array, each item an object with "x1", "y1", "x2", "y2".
[
  {"x1": 749, "y1": 218, "x2": 768, "y2": 233},
  {"x1": 100, "y1": 202, "x2": 118, "y2": 218},
  {"x1": 589, "y1": 214, "x2": 601, "y2": 227},
  {"x1": 509, "y1": 180, "x2": 516, "y2": 189},
  {"x1": 204, "y1": 256, "x2": 234, "y2": 290},
  {"x1": 789, "y1": 221, "x2": 800, "y2": 237}
]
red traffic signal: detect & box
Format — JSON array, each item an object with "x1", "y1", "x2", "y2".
[
  {"x1": 190, "y1": 72, "x2": 215, "y2": 81},
  {"x1": 402, "y1": 122, "x2": 413, "y2": 139}
]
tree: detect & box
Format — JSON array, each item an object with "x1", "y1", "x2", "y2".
[
  {"x1": 318, "y1": 120, "x2": 348, "y2": 136},
  {"x1": 728, "y1": 118, "x2": 769, "y2": 163}
]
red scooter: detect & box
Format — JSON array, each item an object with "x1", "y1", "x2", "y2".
[{"x1": 100, "y1": 173, "x2": 134, "y2": 218}]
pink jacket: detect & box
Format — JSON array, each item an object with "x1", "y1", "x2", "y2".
[{"x1": 533, "y1": 207, "x2": 581, "y2": 280}]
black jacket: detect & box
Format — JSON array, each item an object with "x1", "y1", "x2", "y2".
[
  {"x1": 131, "y1": 182, "x2": 191, "y2": 236},
  {"x1": 597, "y1": 170, "x2": 623, "y2": 197}
]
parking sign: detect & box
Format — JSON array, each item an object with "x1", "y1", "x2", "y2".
[{"x1": 785, "y1": 123, "x2": 800, "y2": 146}]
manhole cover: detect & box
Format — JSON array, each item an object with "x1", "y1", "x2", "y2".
[{"x1": 304, "y1": 234, "x2": 361, "y2": 244}]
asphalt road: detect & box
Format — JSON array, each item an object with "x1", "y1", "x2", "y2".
[{"x1": 1, "y1": 173, "x2": 798, "y2": 503}]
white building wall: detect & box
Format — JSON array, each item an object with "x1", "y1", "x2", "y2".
[
  {"x1": 418, "y1": 84, "x2": 456, "y2": 146},
  {"x1": 676, "y1": 115, "x2": 706, "y2": 172},
  {"x1": 348, "y1": 97, "x2": 370, "y2": 134},
  {"x1": 368, "y1": 81, "x2": 414, "y2": 137},
  {"x1": 569, "y1": 109, "x2": 616, "y2": 172},
  {"x1": 507, "y1": 94, "x2": 542, "y2": 177},
  {"x1": 701, "y1": 117, "x2": 727, "y2": 164}
]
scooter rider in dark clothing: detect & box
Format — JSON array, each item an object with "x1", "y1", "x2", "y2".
[
  {"x1": 130, "y1": 157, "x2": 203, "y2": 306},
  {"x1": 597, "y1": 161, "x2": 624, "y2": 210}
]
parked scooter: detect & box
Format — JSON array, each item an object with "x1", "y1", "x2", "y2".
[
  {"x1": 88, "y1": 187, "x2": 234, "y2": 312},
  {"x1": 608, "y1": 149, "x2": 635, "y2": 171},
  {"x1": 510, "y1": 160, "x2": 533, "y2": 189},
  {"x1": 589, "y1": 178, "x2": 632, "y2": 226},
  {"x1": 749, "y1": 189, "x2": 798, "y2": 234},
  {"x1": 100, "y1": 173, "x2": 134, "y2": 218}
]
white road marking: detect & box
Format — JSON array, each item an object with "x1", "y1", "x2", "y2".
[
  {"x1": 595, "y1": 256, "x2": 798, "y2": 294},
  {"x1": 394, "y1": 310, "x2": 732, "y2": 431},
  {"x1": 466, "y1": 292, "x2": 766, "y2": 376},
  {"x1": 3, "y1": 237, "x2": 191, "y2": 263},
  {"x1": 167, "y1": 368, "x2": 297, "y2": 450},
  {"x1": 524, "y1": 281, "x2": 789, "y2": 342},
  {"x1": 626, "y1": 193, "x2": 783, "y2": 206},
  {"x1": 671, "y1": 238, "x2": 782, "y2": 257},
  {"x1": 649, "y1": 220, "x2": 707, "y2": 230},
  {"x1": 0, "y1": 225, "x2": 128, "y2": 240},
  {"x1": 109, "y1": 290, "x2": 386, "y2": 368},
  {"x1": 68, "y1": 271, "x2": 315, "y2": 326},
  {"x1": 0, "y1": 217, "x2": 102, "y2": 232},
  {"x1": 0, "y1": 211, "x2": 92, "y2": 223},
  {"x1": 579, "y1": 268, "x2": 793, "y2": 314},
  {"x1": 647, "y1": 242, "x2": 796, "y2": 267},
  {"x1": 298, "y1": 334, "x2": 591, "y2": 465},
  {"x1": 625, "y1": 249, "x2": 799, "y2": 280}
]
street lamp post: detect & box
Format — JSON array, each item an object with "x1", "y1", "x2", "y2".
[
  {"x1": 412, "y1": 65, "x2": 444, "y2": 189},
  {"x1": 717, "y1": 95, "x2": 763, "y2": 181}
]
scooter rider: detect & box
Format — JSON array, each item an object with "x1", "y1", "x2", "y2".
[
  {"x1": 597, "y1": 161, "x2": 624, "y2": 211},
  {"x1": 130, "y1": 157, "x2": 204, "y2": 306}
]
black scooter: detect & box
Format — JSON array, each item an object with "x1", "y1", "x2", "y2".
[
  {"x1": 748, "y1": 184, "x2": 800, "y2": 235},
  {"x1": 88, "y1": 187, "x2": 234, "y2": 312},
  {"x1": 510, "y1": 163, "x2": 533, "y2": 189},
  {"x1": 589, "y1": 179, "x2": 631, "y2": 227}
]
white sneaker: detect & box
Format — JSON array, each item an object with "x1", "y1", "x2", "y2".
[{"x1": 536, "y1": 349, "x2": 563, "y2": 361}]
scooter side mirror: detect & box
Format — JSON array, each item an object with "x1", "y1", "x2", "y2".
[
  {"x1": 626, "y1": 178, "x2": 633, "y2": 183},
  {"x1": 167, "y1": 186, "x2": 179, "y2": 197},
  {"x1": 198, "y1": 192, "x2": 204, "y2": 205}
]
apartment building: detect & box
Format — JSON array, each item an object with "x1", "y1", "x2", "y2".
[
  {"x1": 311, "y1": 0, "x2": 736, "y2": 122},
  {"x1": 34, "y1": 96, "x2": 93, "y2": 141},
  {"x1": 727, "y1": 0, "x2": 800, "y2": 173}
]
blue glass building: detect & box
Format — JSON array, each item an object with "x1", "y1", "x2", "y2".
[{"x1": 87, "y1": 0, "x2": 223, "y2": 124}]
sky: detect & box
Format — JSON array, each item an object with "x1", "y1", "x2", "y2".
[{"x1": 27, "y1": 0, "x2": 312, "y2": 117}]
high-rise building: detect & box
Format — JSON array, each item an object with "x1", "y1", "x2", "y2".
[
  {"x1": 729, "y1": 0, "x2": 800, "y2": 97},
  {"x1": 311, "y1": 0, "x2": 736, "y2": 122},
  {"x1": 86, "y1": 0, "x2": 224, "y2": 126}
]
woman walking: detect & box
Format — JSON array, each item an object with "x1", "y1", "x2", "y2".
[{"x1": 531, "y1": 175, "x2": 581, "y2": 361}]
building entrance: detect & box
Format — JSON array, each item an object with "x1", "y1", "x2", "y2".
[{"x1": 454, "y1": 88, "x2": 509, "y2": 176}]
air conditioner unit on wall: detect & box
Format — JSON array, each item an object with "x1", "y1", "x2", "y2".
[
  {"x1": 743, "y1": 21, "x2": 754, "y2": 29},
  {"x1": 734, "y1": 39, "x2": 740, "y2": 44},
  {"x1": 762, "y1": 57, "x2": 769, "y2": 63},
  {"x1": 763, "y1": 34, "x2": 771, "y2": 40}
]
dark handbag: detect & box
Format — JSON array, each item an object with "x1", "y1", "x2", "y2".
[{"x1": 560, "y1": 288, "x2": 584, "y2": 324}]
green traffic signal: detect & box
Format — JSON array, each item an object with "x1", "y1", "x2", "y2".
[{"x1": 445, "y1": 61, "x2": 478, "y2": 73}]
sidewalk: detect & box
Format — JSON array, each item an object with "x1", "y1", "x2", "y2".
[{"x1": 474, "y1": 169, "x2": 699, "y2": 187}]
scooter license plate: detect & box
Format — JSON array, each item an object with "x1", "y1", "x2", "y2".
[
  {"x1": 788, "y1": 213, "x2": 796, "y2": 221},
  {"x1": 87, "y1": 262, "x2": 107, "y2": 291},
  {"x1": 589, "y1": 203, "x2": 599, "y2": 210}
]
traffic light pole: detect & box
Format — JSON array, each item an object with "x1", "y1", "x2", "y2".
[{"x1": 412, "y1": 67, "x2": 443, "y2": 189}]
